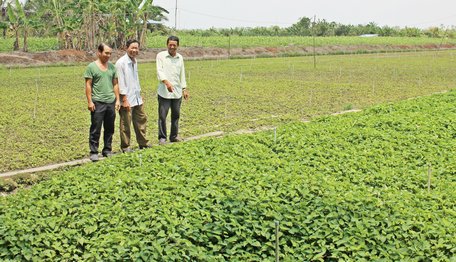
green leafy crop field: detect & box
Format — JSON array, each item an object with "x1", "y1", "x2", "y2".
[
  {"x1": 1, "y1": 90, "x2": 455, "y2": 260},
  {"x1": 147, "y1": 35, "x2": 456, "y2": 49},
  {"x1": 1, "y1": 50, "x2": 455, "y2": 172},
  {"x1": 1, "y1": 36, "x2": 455, "y2": 51}
]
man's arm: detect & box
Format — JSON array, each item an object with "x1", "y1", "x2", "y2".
[
  {"x1": 156, "y1": 54, "x2": 174, "y2": 92},
  {"x1": 181, "y1": 59, "x2": 189, "y2": 100},
  {"x1": 116, "y1": 62, "x2": 131, "y2": 110},
  {"x1": 113, "y1": 78, "x2": 120, "y2": 111},
  {"x1": 85, "y1": 78, "x2": 95, "y2": 112}
]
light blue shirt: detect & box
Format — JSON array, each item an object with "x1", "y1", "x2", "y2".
[
  {"x1": 115, "y1": 54, "x2": 143, "y2": 107},
  {"x1": 156, "y1": 50, "x2": 187, "y2": 99}
]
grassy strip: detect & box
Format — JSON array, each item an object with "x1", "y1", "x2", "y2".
[
  {"x1": 1, "y1": 36, "x2": 455, "y2": 52},
  {"x1": 148, "y1": 35, "x2": 456, "y2": 49},
  {"x1": 1, "y1": 50, "x2": 455, "y2": 172},
  {"x1": 0, "y1": 38, "x2": 59, "y2": 52},
  {"x1": 1, "y1": 91, "x2": 455, "y2": 260}
]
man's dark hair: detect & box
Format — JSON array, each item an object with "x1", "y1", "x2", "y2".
[
  {"x1": 97, "y1": 43, "x2": 110, "y2": 52},
  {"x1": 126, "y1": 39, "x2": 140, "y2": 48},
  {"x1": 167, "y1": 35, "x2": 179, "y2": 45}
]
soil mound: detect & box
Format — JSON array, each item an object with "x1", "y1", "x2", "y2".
[{"x1": 1, "y1": 44, "x2": 455, "y2": 67}]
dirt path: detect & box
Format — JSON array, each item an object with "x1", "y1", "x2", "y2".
[{"x1": 0, "y1": 131, "x2": 227, "y2": 179}]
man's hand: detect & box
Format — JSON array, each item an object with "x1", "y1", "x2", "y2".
[
  {"x1": 115, "y1": 100, "x2": 121, "y2": 111},
  {"x1": 88, "y1": 101, "x2": 95, "y2": 112},
  {"x1": 164, "y1": 80, "x2": 174, "y2": 93},
  {"x1": 183, "y1": 89, "x2": 189, "y2": 101},
  {"x1": 122, "y1": 99, "x2": 131, "y2": 112}
]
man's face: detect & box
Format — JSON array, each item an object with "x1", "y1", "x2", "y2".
[
  {"x1": 98, "y1": 45, "x2": 112, "y2": 63},
  {"x1": 167, "y1": 40, "x2": 178, "y2": 56},
  {"x1": 127, "y1": 42, "x2": 139, "y2": 59}
]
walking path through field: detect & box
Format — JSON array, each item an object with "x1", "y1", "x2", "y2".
[
  {"x1": 0, "y1": 131, "x2": 225, "y2": 178},
  {"x1": 0, "y1": 110, "x2": 362, "y2": 179}
]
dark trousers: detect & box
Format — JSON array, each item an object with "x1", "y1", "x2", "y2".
[
  {"x1": 158, "y1": 95, "x2": 182, "y2": 141},
  {"x1": 89, "y1": 101, "x2": 116, "y2": 155}
]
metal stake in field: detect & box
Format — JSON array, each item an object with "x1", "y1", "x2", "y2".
[
  {"x1": 33, "y1": 79, "x2": 39, "y2": 120},
  {"x1": 249, "y1": 56, "x2": 256, "y2": 70},
  {"x1": 427, "y1": 164, "x2": 432, "y2": 193},
  {"x1": 312, "y1": 15, "x2": 317, "y2": 69},
  {"x1": 372, "y1": 80, "x2": 375, "y2": 96},
  {"x1": 274, "y1": 127, "x2": 277, "y2": 144},
  {"x1": 275, "y1": 220, "x2": 280, "y2": 262},
  {"x1": 291, "y1": 64, "x2": 295, "y2": 79}
]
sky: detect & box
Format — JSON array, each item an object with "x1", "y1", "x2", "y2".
[{"x1": 152, "y1": 0, "x2": 456, "y2": 30}]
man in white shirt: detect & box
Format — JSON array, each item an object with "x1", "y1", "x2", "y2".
[
  {"x1": 156, "y1": 36, "x2": 189, "y2": 144},
  {"x1": 116, "y1": 39, "x2": 150, "y2": 152}
]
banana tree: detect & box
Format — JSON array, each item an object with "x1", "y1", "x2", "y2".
[
  {"x1": 138, "y1": 0, "x2": 168, "y2": 47},
  {"x1": 1, "y1": 0, "x2": 7, "y2": 38},
  {"x1": 6, "y1": 0, "x2": 22, "y2": 50}
]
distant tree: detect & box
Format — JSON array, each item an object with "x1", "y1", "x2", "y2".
[
  {"x1": 1, "y1": 0, "x2": 8, "y2": 38},
  {"x1": 137, "y1": 1, "x2": 169, "y2": 47},
  {"x1": 6, "y1": 0, "x2": 25, "y2": 50},
  {"x1": 400, "y1": 27, "x2": 422, "y2": 37},
  {"x1": 365, "y1": 22, "x2": 380, "y2": 34},
  {"x1": 313, "y1": 19, "x2": 331, "y2": 36},
  {"x1": 334, "y1": 24, "x2": 353, "y2": 36},
  {"x1": 287, "y1": 17, "x2": 311, "y2": 36},
  {"x1": 380, "y1": 25, "x2": 395, "y2": 36},
  {"x1": 424, "y1": 27, "x2": 440, "y2": 38}
]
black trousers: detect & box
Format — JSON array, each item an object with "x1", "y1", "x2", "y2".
[
  {"x1": 158, "y1": 95, "x2": 182, "y2": 141},
  {"x1": 89, "y1": 101, "x2": 116, "y2": 155}
]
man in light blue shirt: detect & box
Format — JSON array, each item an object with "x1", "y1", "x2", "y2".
[
  {"x1": 116, "y1": 39, "x2": 150, "y2": 152},
  {"x1": 156, "y1": 35, "x2": 189, "y2": 144}
]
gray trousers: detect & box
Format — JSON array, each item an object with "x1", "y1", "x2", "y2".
[{"x1": 158, "y1": 95, "x2": 182, "y2": 141}]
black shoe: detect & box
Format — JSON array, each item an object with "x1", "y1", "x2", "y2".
[
  {"x1": 90, "y1": 154, "x2": 99, "y2": 162},
  {"x1": 102, "y1": 151, "x2": 113, "y2": 157},
  {"x1": 170, "y1": 137, "x2": 183, "y2": 143},
  {"x1": 139, "y1": 144, "x2": 152, "y2": 149},
  {"x1": 122, "y1": 148, "x2": 133, "y2": 153}
]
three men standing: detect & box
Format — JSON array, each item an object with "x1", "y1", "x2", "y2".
[
  {"x1": 156, "y1": 36, "x2": 189, "y2": 144},
  {"x1": 84, "y1": 36, "x2": 188, "y2": 161},
  {"x1": 116, "y1": 39, "x2": 150, "y2": 152}
]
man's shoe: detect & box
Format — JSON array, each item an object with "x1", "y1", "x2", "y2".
[
  {"x1": 170, "y1": 137, "x2": 183, "y2": 143},
  {"x1": 102, "y1": 151, "x2": 113, "y2": 157},
  {"x1": 122, "y1": 148, "x2": 133, "y2": 153},
  {"x1": 139, "y1": 144, "x2": 152, "y2": 150},
  {"x1": 159, "y1": 138, "x2": 166, "y2": 145},
  {"x1": 90, "y1": 154, "x2": 99, "y2": 162}
]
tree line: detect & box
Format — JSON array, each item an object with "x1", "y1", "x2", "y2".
[
  {"x1": 1, "y1": 0, "x2": 454, "y2": 52},
  {"x1": 183, "y1": 17, "x2": 455, "y2": 39}
]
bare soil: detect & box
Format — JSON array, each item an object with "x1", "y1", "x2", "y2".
[{"x1": 1, "y1": 44, "x2": 455, "y2": 67}]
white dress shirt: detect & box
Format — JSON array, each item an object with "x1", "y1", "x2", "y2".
[
  {"x1": 116, "y1": 54, "x2": 143, "y2": 107},
  {"x1": 156, "y1": 50, "x2": 187, "y2": 99}
]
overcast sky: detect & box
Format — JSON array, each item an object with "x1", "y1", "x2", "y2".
[{"x1": 152, "y1": 0, "x2": 456, "y2": 29}]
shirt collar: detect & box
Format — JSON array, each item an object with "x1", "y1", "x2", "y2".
[
  {"x1": 165, "y1": 52, "x2": 180, "y2": 59},
  {"x1": 126, "y1": 54, "x2": 136, "y2": 65}
]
